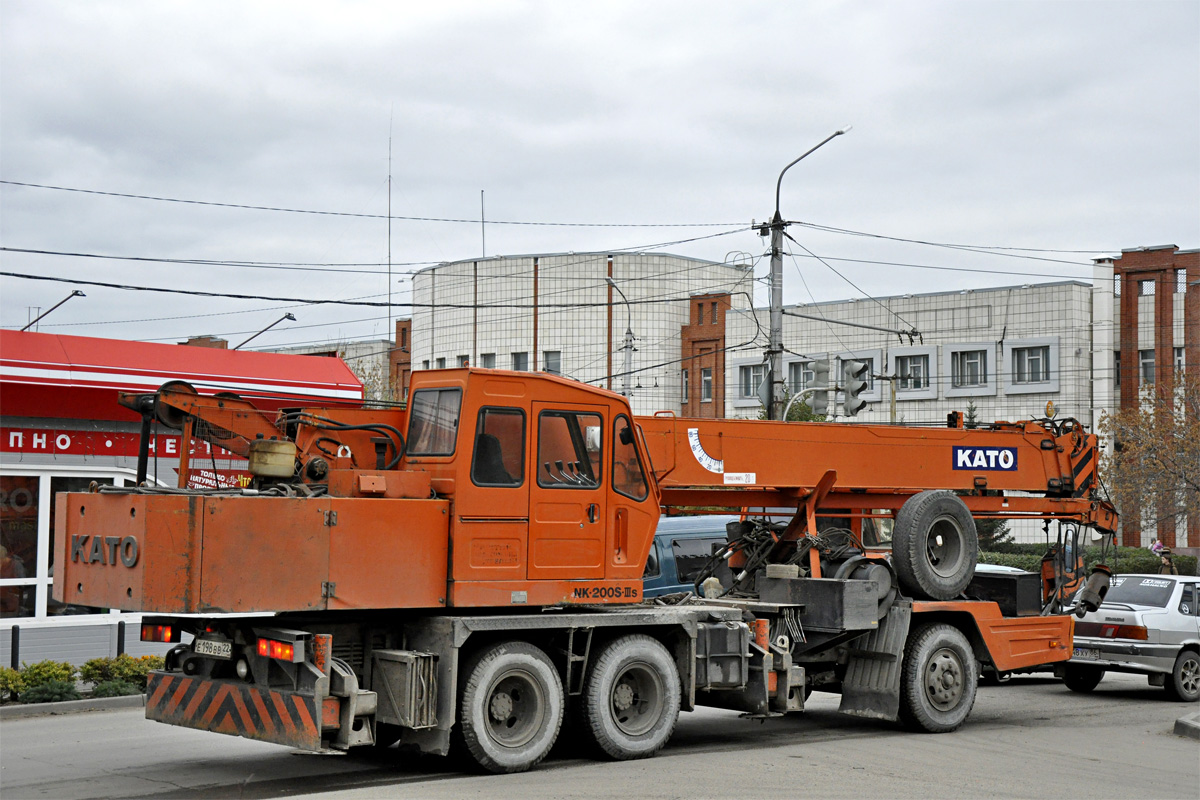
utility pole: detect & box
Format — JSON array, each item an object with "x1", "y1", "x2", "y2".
[
  {"x1": 763, "y1": 127, "x2": 851, "y2": 420},
  {"x1": 605, "y1": 277, "x2": 634, "y2": 397}
]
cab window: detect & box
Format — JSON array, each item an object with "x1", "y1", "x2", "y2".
[
  {"x1": 537, "y1": 411, "x2": 602, "y2": 488},
  {"x1": 407, "y1": 388, "x2": 461, "y2": 456},
  {"x1": 612, "y1": 415, "x2": 649, "y2": 501},
  {"x1": 471, "y1": 407, "x2": 525, "y2": 487}
]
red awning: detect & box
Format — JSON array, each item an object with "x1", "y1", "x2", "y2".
[{"x1": 0, "y1": 330, "x2": 365, "y2": 422}]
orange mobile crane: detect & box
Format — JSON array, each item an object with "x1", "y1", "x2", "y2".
[{"x1": 54, "y1": 368, "x2": 1116, "y2": 773}]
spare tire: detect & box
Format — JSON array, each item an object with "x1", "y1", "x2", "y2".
[{"x1": 892, "y1": 490, "x2": 978, "y2": 600}]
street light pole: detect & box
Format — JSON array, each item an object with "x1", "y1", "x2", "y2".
[
  {"x1": 605, "y1": 277, "x2": 634, "y2": 397},
  {"x1": 234, "y1": 313, "x2": 297, "y2": 350},
  {"x1": 20, "y1": 290, "x2": 85, "y2": 331},
  {"x1": 764, "y1": 126, "x2": 851, "y2": 420}
]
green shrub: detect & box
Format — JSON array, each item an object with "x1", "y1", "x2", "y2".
[
  {"x1": 19, "y1": 660, "x2": 77, "y2": 689},
  {"x1": 79, "y1": 657, "x2": 116, "y2": 685},
  {"x1": 19, "y1": 680, "x2": 81, "y2": 704},
  {"x1": 90, "y1": 679, "x2": 142, "y2": 698},
  {"x1": 978, "y1": 545, "x2": 1196, "y2": 578},
  {"x1": 0, "y1": 666, "x2": 26, "y2": 703},
  {"x1": 110, "y1": 654, "x2": 163, "y2": 689},
  {"x1": 978, "y1": 552, "x2": 1043, "y2": 572}
]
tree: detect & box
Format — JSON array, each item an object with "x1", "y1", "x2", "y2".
[
  {"x1": 975, "y1": 518, "x2": 1012, "y2": 550},
  {"x1": 340, "y1": 349, "x2": 399, "y2": 404},
  {"x1": 964, "y1": 399, "x2": 979, "y2": 429},
  {"x1": 1099, "y1": 372, "x2": 1200, "y2": 542},
  {"x1": 758, "y1": 387, "x2": 827, "y2": 422}
]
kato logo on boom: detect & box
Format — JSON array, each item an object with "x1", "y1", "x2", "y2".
[{"x1": 952, "y1": 446, "x2": 1017, "y2": 471}]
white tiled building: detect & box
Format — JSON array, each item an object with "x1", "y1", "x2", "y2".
[
  {"x1": 410, "y1": 253, "x2": 755, "y2": 415},
  {"x1": 724, "y1": 279, "x2": 1106, "y2": 428}
]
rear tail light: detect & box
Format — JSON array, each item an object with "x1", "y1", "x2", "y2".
[
  {"x1": 257, "y1": 637, "x2": 297, "y2": 661},
  {"x1": 141, "y1": 624, "x2": 180, "y2": 643},
  {"x1": 1075, "y1": 621, "x2": 1149, "y2": 640}
]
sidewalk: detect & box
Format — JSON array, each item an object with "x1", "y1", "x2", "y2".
[{"x1": 0, "y1": 693, "x2": 145, "y2": 720}]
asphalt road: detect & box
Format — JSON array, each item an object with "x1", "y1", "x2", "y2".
[{"x1": 1, "y1": 673, "x2": 1196, "y2": 800}]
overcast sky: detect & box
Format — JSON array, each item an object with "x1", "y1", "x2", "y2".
[{"x1": 2, "y1": 0, "x2": 1197, "y2": 352}]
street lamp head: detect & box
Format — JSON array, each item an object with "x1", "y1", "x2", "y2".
[
  {"x1": 72, "y1": 290, "x2": 86, "y2": 298},
  {"x1": 836, "y1": 125, "x2": 853, "y2": 135},
  {"x1": 604, "y1": 277, "x2": 617, "y2": 288}
]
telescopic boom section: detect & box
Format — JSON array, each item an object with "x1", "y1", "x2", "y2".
[{"x1": 636, "y1": 414, "x2": 1117, "y2": 532}]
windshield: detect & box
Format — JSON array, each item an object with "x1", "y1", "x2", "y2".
[{"x1": 1105, "y1": 575, "x2": 1175, "y2": 608}]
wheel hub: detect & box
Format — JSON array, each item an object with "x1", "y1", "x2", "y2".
[
  {"x1": 612, "y1": 682, "x2": 635, "y2": 712},
  {"x1": 925, "y1": 648, "x2": 964, "y2": 711},
  {"x1": 489, "y1": 691, "x2": 514, "y2": 722}
]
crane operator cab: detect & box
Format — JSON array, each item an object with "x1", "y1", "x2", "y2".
[{"x1": 404, "y1": 368, "x2": 661, "y2": 609}]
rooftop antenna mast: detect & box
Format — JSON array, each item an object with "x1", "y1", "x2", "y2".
[
  {"x1": 387, "y1": 110, "x2": 393, "y2": 337},
  {"x1": 481, "y1": 190, "x2": 486, "y2": 258}
]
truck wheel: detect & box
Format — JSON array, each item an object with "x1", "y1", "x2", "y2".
[
  {"x1": 457, "y1": 641, "x2": 564, "y2": 773},
  {"x1": 1164, "y1": 650, "x2": 1200, "y2": 702},
  {"x1": 583, "y1": 635, "x2": 680, "y2": 760},
  {"x1": 892, "y1": 491, "x2": 978, "y2": 600},
  {"x1": 1062, "y1": 664, "x2": 1105, "y2": 693},
  {"x1": 899, "y1": 623, "x2": 978, "y2": 733}
]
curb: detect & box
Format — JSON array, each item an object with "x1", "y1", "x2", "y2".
[
  {"x1": 1174, "y1": 711, "x2": 1200, "y2": 740},
  {"x1": 0, "y1": 693, "x2": 145, "y2": 720}
]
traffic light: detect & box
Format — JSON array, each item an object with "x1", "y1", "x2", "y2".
[
  {"x1": 842, "y1": 359, "x2": 869, "y2": 417},
  {"x1": 803, "y1": 359, "x2": 830, "y2": 416}
]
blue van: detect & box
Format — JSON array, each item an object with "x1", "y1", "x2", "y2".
[{"x1": 643, "y1": 515, "x2": 738, "y2": 598}]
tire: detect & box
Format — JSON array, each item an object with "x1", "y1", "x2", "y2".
[
  {"x1": 1164, "y1": 650, "x2": 1200, "y2": 703},
  {"x1": 457, "y1": 641, "x2": 564, "y2": 773},
  {"x1": 892, "y1": 491, "x2": 978, "y2": 600},
  {"x1": 899, "y1": 623, "x2": 978, "y2": 733},
  {"x1": 582, "y1": 635, "x2": 681, "y2": 760},
  {"x1": 1062, "y1": 663, "x2": 1105, "y2": 693}
]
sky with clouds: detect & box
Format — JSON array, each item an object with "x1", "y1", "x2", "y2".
[{"x1": 1, "y1": 0, "x2": 1197, "y2": 350}]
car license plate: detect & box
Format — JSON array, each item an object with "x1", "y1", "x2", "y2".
[
  {"x1": 194, "y1": 639, "x2": 232, "y2": 659},
  {"x1": 1072, "y1": 647, "x2": 1100, "y2": 660}
]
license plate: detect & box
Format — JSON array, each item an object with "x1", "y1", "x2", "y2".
[
  {"x1": 194, "y1": 639, "x2": 233, "y2": 659},
  {"x1": 1072, "y1": 647, "x2": 1100, "y2": 660}
]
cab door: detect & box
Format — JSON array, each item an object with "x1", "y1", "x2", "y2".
[{"x1": 527, "y1": 402, "x2": 606, "y2": 579}]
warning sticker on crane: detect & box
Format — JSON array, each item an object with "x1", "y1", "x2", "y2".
[{"x1": 687, "y1": 428, "x2": 723, "y2": 473}]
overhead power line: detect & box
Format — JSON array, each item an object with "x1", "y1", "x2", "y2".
[
  {"x1": 0, "y1": 181, "x2": 742, "y2": 228},
  {"x1": 0, "y1": 270, "x2": 735, "y2": 311}
]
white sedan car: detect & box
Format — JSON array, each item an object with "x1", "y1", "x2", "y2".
[{"x1": 1064, "y1": 574, "x2": 1200, "y2": 702}]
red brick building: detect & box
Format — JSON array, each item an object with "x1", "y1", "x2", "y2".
[
  {"x1": 1113, "y1": 245, "x2": 1199, "y2": 547},
  {"x1": 679, "y1": 292, "x2": 732, "y2": 418}
]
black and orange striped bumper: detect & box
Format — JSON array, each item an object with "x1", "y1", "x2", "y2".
[{"x1": 146, "y1": 671, "x2": 327, "y2": 750}]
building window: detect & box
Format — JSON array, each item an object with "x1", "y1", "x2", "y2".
[
  {"x1": 1174, "y1": 347, "x2": 1185, "y2": 372},
  {"x1": 422, "y1": 360, "x2": 430, "y2": 370},
  {"x1": 1113, "y1": 351, "x2": 1120, "y2": 388},
  {"x1": 711, "y1": 302, "x2": 718, "y2": 324},
  {"x1": 1002, "y1": 338, "x2": 1060, "y2": 395},
  {"x1": 400, "y1": 328, "x2": 407, "y2": 348},
  {"x1": 896, "y1": 355, "x2": 929, "y2": 390},
  {"x1": 701, "y1": 368, "x2": 713, "y2": 402},
  {"x1": 1139, "y1": 349, "x2": 1154, "y2": 384},
  {"x1": 739, "y1": 364, "x2": 765, "y2": 398},
  {"x1": 457, "y1": 355, "x2": 470, "y2": 368},
  {"x1": 480, "y1": 353, "x2": 496, "y2": 369},
  {"x1": 1113, "y1": 274, "x2": 1121, "y2": 296},
  {"x1": 951, "y1": 350, "x2": 987, "y2": 387},
  {"x1": 511, "y1": 352, "x2": 529, "y2": 371},
  {"x1": 788, "y1": 361, "x2": 814, "y2": 393},
  {"x1": 435, "y1": 357, "x2": 446, "y2": 369},
  {"x1": 542, "y1": 351, "x2": 562, "y2": 375},
  {"x1": 1013, "y1": 346, "x2": 1050, "y2": 384},
  {"x1": 1139, "y1": 280, "x2": 1155, "y2": 296},
  {"x1": 696, "y1": 303, "x2": 704, "y2": 325},
  {"x1": 1177, "y1": 269, "x2": 1187, "y2": 293},
  {"x1": 681, "y1": 369, "x2": 689, "y2": 403}
]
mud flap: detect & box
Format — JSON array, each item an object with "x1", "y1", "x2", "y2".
[
  {"x1": 147, "y1": 672, "x2": 323, "y2": 750},
  {"x1": 838, "y1": 601, "x2": 911, "y2": 721}
]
